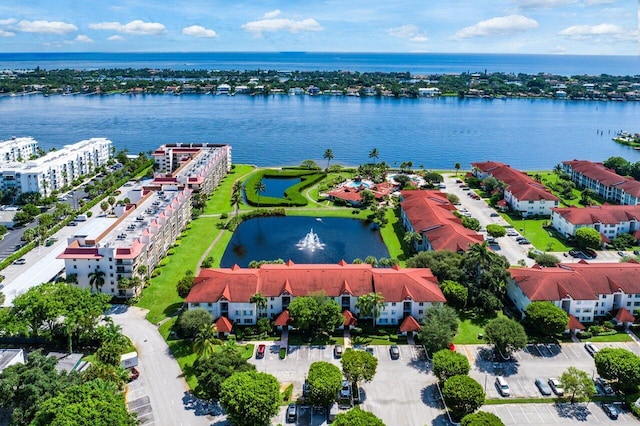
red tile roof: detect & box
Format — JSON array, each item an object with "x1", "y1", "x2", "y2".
[
  {"x1": 400, "y1": 190, "x2": 484, "y2": 252},
  {"x1": 215, "y1": 316, "x2": 234, "y2": 333},
  {"x1": 472, "y1": 161, "x2": 558, "y2": 202},
  {"x1": 274, "y1": 310, "x2": 291, "y2": 326},
  {"x1": 327, "y1": 182, "x2": 397, "y2": 203},
  {"x1": 186, "y1": 262, "x2": 444, "y2": 304},
  {"x1": 343, "y1": 310, "x2": 358, "y2": 327},
  {"x1": 399, "y1": 315, "x2": 421, "y2": 332},
  {"x1": 510, "y1": 262, "x2": 640, "y2": 301},
  {"x1": 614, "y1": 307, "x2": 635, "y2": 323},
  {"x1": 568, "y1": 314, "x2": 586, "y2": 330},
  {"x1": 551, "y1": 205, "x2": 640, "y2": 226},
  {"x1": 563, "y1": 160, "x2": 640, "y2": 197}
]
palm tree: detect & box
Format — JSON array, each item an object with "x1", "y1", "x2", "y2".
[
  {"x1": 403, "y1": 231, "x2": 423, "y2": 253},
  {"x1": 254, "y1": 181, "x2": 266, "y2": 207},
  {"x1": 193, "y1": 324, "x2": 222, "y2": 359},
  {"x1": 88, "y1": 269, "x2": 106, "y2": 293},
  {"x1": 323, "y1": 149, "x2": 335, "y2": 171},
  {"x1": 368, "y1": 148, "x2": 380, "y2": 165},
  {"x1": 250, "y1": 292, "x2": 268, "y2": 320},
  {"x1": 467, "y1": 241, "x2": 493, "y2": 271},
  {"x1": 553, "y1": 163, "x2": 563, "y2": 182},
  {"x1": 230, "y1": 189, "x2": 242, "y2": 217},
  {"x1": 355, "y1": 292, "x2": 386, "y2": 328},
  {"x1": 100, "y1": 201, "x2": 109, "y2": 216},
  {"x1": 455, "y1": 162, "x2": 461, "y2": 176}
]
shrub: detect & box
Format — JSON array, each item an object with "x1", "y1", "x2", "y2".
[
  {"x1": 279, "y1": 347, "x2": 286, "y2": 359},
  {"x1": 577, "y1": 331, "x2": 593, "y2": 339},
  {"x1": 151, "y1": 269, "x2": 162, "y2": 277},
  {"x1": 86, "y1": 211, "x2": 93, "y2": 217}
]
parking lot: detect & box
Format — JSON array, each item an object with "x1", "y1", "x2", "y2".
[
  {"x1": 250, "y1": 343, "x2": 449, "y2": 426},
  {"x1": 483, "y1": 402, "x2": 635, "y2": 425},
  {"x1": 458, "y1": 342, "x2": 640, "y2": 399}
]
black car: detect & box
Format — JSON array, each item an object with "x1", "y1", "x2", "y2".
[
  {"x1": 286, "y1": 403, "x2": 297, "y2": 422},
  {"x1": 389, "y1": 345, "x2": 400, "y2": 360},
  {"x1": 568, "y1": 250, "x2": 579, "y2": 258},
  {"x1": 602, "y1": 403, "x2": 619, "y2": 419}
]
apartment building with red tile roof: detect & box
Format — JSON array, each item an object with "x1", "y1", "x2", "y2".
[
  {"x1": 562, "y1": 160, "x2": 640, "y2": 205},
  {"x1": 471, "y1": 161, "x2": 559, "y2": 217},
  {"x1": 399, "y1": 190, "x2": 483, "y2": 252},
  {"x1": 551, "y1": 204, "x2": 640, "y2": 243},
  {"x1": 507, "y1": 261, "x2": 640, "y2": 324},
  {"x1": 186, "y1": 261, "x2": 444, "y2": 327}
]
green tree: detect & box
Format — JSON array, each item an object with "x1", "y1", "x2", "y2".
[
  {"x1": 287, "y1": 295, "x2": 343, "y2": 335},
  {"x1": 446, "y1": 193, "x2": 460, "y2": 205},
  {"x1": 254, "y1": 180, "x2": 266, "y2": 207},
  {"x1": 485, "y1": 224, "x2": 506, "y2": 238},
  {"x1": 323, "y1": 148, "x2": 335, "y2": 170},
  {"x1": 341, "y1": 348, "x2": 378, "y2": 389},
  {"x1": 594, "y1": 348, "x2": 640, "y2": 392},
  {"x1": 100, "y1": 201, "x2": 109, "y2": 216},
  {"x1": 406, "y1": 250, "x2": 463, "y2": 282},
  {"x1": 534, "y1": 253, "x2": 560, "y2": 267},
  {"x1": 250, "y1": 292, "x2": 268, "y2": 319},
  {"x1": 419, "y1": 304, "x2": 459, "y2": 355},
  {"x1": 575, "y1": 227, "x2": 602, "y2": 250},
  {"x1": 560, "y1": 367, "x2": 596, "y2": 403},
  {"x1": 308, "y1": 361, "x2": 342, "y2": 407},
  {"x1": 333, "y1": 408, "x2": 386, "y2": 426},
  {"x1": 193, "y1": 347, "x2": 255, "y2": 401},
  {"x1": 442, "y1": 375, "x2": 485, "y2": 421},
  {"x1": 193, "y1": 324, "x2": 223, "y2": 359},
  {"x1": 580, "y1": 188, "x2": 596, "y2": 205},
  {"x1": 524, "y1": 302, "x2": 568, "y2": 336},
  {"x1": 440, "y1": 280, "x2": 468, "y2": 309},
  {"x1": 461, "y1": 411, "x2": 505, "y2": 426},
  {"x1": 219, "y1": 371, "x2": 280, "y2": 426},
  {"x1": 88, "y1": 269, "x2": 106, "y2": 293},
  {"x1": 461, "y1": 216, "x2": 481, "y2": 231},
  {"x1": 175, "y1": 308, "x2": 213, "y2": 339},
  {"x1": 432, "y1": 349, "x2": 471, "y2": 382},
  {"x1": 355, "y1": 292, "x2": 386, "y2": 328},
  {"x1": 176, "y1": 272, "x2": 195, "y2": 298},
  {"x1": 455, "y1": 162, "x2": 461, "y2": 176},
  {"x1": 403, "y1": 231, "x2": 423, "y2": 253},
  {"x1": 230, "y1": 183, "x2": 243, "y2": 217},
  {"x1": 484, "y1": 317, "x2": 527, "y2": 358},
  {"x1": 368, "y1": 148, "x2": 380, "y2": 165},
  {"x1": 95, "y1": 341, "x2": 123, "y2": 366}
]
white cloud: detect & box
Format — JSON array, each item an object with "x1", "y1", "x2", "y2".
[
  {"x1": 75, "y1": 34, "x2": 93, "y2": 43},
  {"x1": 558, "y1": 23, "x2": 622, "y2": 39},
  {"x1": 455, "y1": 15, "x2": 538, "y2": 39},
  {"x1": 515, "y1": 0, "x2": 577, "y2": 9},
  {"x1": 107, "y1": 35, "x2": 125, "y2": 41},
  {"x1": 89, "y1": 20, "x2": 165, "y2": 35},
  {"x1": 583, "y1": 0, "x2": 614, "y2": 5},
  {"x1": 242, "y1": 18, "x2": 323, "y2": 35},
  {"x1": 0, "y1": 18, "x2": 16, "y2": 25},
  {"x1": 551, "y1": 45, "x2": 567, "y2": 53},
  {"x1": 0, "y1": 29, "x2": 15, "y2": 37},
  {"x1": 263, "y1": 10, "x2": 281, "y2": 19},
  {"x1": 182, "y1": 25, "x2": 217, "y2": 38},
  {"x1": 18, "y1": 20, "x2": 78, "y2": 34},
  {"x1": 387, "y1": 25, "x2": 428, "y2": 43}
]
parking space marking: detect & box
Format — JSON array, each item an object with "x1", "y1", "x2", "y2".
[{"x1": 544, "y1": 404, "x2": 560, "y2": 423}]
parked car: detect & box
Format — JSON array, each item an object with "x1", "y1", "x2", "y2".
[
  {"x1": 45, "y1": 238, "x2": 56, "y2": 246},
  {"x1": 365, "y1": 347, "x2": 375, "y2": 357},
  {"x1": 13, "y1": 258, "x2": 26, "y2": 265},
  {"x1": 535, "y1": 377, "x2": 552, "y2": 396},
  {"x1": 495, "y1": 376, "x2": 510, "y2": 397},
  {"x1": 490, "y1": 212, "x2": 500, "y2": 217},
  {"x1": 302, "y1": 380, "x2": 310, "y2": 398},
  {"x1": 340, "y1": 380, "x2": 352, "y2": 399},
  {"x1": 518, "y1": 239, "x2": 531, "y2": 245},
  {"x1": 548, "y1": 378, "x2": 564, "y2": 396},
  {"x1": 507, "y1": 229, "x2": 518, "y2": 236},
  {"x1": 596, "y1": 377, "x2": 615, "y2": 395},
  {"x1": 568, "y1": 249, "x2": 579, "y2": 257},
  {"x1": 256, "y1": 344, "x2": 266, "y2": 359},
  {"x1": 584, "y1": 248, "x2": 597, "y2": 258},
  {"x1": 601, "y1": 403, "x2": 619, "y2": 419},
  {"x1": 334, "y1": 344, "x2": 343, "y2": 358},
  {"x1": 286, "y1": 403, "x2": 298, "y2": 423},
  {"x1": 584, "y1": 343, "x2": 599, "y2": 357},
  {"x1": 389, "y1": 345, "x2": 400, "y2": 360},
  {"x1": 618, "y1": 250, "x2": 627, "y2": 257}
]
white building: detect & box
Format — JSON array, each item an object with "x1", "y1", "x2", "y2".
[
  {"x1": 551, "y1": 205, "x2": 640, "y2": 243},
  {"x1": 562, "y1": 160, "x2": 640, "y2": 206},
  {"x1": 418, "y1": 87, "x2": 441, "y2": 97},
  {"x1": 0, "y1": 348, "x2": 25, "y2": 373},
  {"x1": 507, "y1": 262, "x2": 640, "y2": 324},
  {"x1": 0, "y1": 138, "x2": 112, "y2": 198},
  {"x1": 0, "y1": 137, "x2": 38, "y2": 163}
]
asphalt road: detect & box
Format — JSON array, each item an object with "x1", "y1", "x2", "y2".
[{"x1": 109, "y1": 306, "x2": 218, "y2": 426}]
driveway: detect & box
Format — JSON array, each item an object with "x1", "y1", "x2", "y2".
[{"x1": 109, "y1": 305, "x2": 219, "y2": 425}]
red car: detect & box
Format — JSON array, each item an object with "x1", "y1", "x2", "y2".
[{"x1": 256, "y1": 344, "x2": 266, "y2": 359}]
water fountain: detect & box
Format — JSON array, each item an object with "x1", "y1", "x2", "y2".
[{"x1": 296, "y1": 228, "x2": 325, "y2": 251}]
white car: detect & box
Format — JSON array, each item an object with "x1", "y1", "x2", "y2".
[{"x1": 548, "y1": 378, "x2": 564, "y2": 396}]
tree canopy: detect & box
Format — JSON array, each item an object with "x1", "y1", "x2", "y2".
[
  {"x1": 332, "y1": 408, "x2": 386, "y2": 426},
  {"x1": 575, "y1": 227, "x2": 602, "y2": 249},
  {"x1": 193, "y1": 345, "x2": 255, "y2": 401},
  {"x1": 432, "y1": 349, "x2": 471, "y2": 383},
  {"x1": 287, "y1": 294, "x2": 343, "y2": 334},
  {"x1": 485, "y1": 224, "x2": 506, "y2": 238},
  {"x1": 442, "y1": 375, "x2": 485, "y2": 421},
  {"x1": 461, "y1": 411, "x2": 505, "y2": 426},
  {"x1": 175, "y1": 308, "x2": 213, "y2": 338},
  {"x1": 560, "y1": 367, "x2": 596, "y2": 403},
  {"x1": 594, "y1": 348, "x2": 640, "y2": 392},
  {"x1": 308, "y1": 361, "x2": 342, "y2": 407},
  {"x1": 440, "y1": 280, "x2": 468, "y2": 309},
  {"x1": 219, "y1": 371, "x2": 280, "y2": 426},
  {"x1": 484, "y1": 317, "x2": 527, "y2": 358},
  {"x1": 419, "y1": 304, "x2": 459, "y2": 355},
  {"x1": 524, "y1": 302, "x2": 568, "y2": 336},
  {"x1": 341, "y1": 349, "x2": 378, "y2": 387}
]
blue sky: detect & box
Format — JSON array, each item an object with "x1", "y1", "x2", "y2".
[{"x1": 0, "y1": 0, "x2": 637, "y2": 54}]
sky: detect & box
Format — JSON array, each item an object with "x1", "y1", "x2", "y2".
[{"x1": 0, "y1": 0, "x2": 637, "y2": 55}]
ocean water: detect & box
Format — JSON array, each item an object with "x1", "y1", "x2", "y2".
[
  {"x1": 0, "y1": 93, "x2": 638, "y2": 170},
  {"x1": 1, "y1": 52, "x2": 639, "y2": 76}
]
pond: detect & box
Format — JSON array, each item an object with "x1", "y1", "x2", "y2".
[
  {"x1": 220, "y1": 216, "x2": 389, "y2": 267},
  {"x1": 260, "y1": 177, "x2": 301, "y2": 199}
]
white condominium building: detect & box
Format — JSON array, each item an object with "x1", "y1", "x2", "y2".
[
  {"x1": 0, "y1": 137, "x2": 38, "y2": 163},
  {"x1": 0, "y1": 137, "x2": 112, "y2": 197}
]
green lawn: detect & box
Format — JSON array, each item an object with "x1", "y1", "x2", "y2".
[
  {"x1": 581, "y1": 332, "x2": 633, "y2": 343},
  {"x1": 453, "y1": 311, "x2": 503, "y2": 344},
  {"x1": 501, "y1": 213, "x2": 571, "y2": 252},
  {"x1": 136, "y1": 217, "x2": 220, "y2": 324},
  {"x1": 532, "y1": 172, "x2": 602, "y2": 207},
  {"x1": 203, "y1": 165, "x2": 256, "y2": 215}
]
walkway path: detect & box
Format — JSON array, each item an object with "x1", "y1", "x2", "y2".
[{"x1": 343, "y1": 328, "x2": 352, "y2": 348}]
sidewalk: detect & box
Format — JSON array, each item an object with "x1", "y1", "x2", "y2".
[{"x1": 343, "y1": 328, "x2": 351, "y2": 348}]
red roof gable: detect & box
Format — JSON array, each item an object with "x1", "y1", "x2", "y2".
[
  {"x1": 473, "y1": 161, "x2": 558, "y2": 202},
  {"x1": 274, "y1": 310, "x2": 291, "y2": 326},
  {"x1": 563, "y1": 160, "x2": 640, "y2": 197},
  {"x1": 215, "y1": 316, "x2": 234, "y2": 333},
  {"x1": 568, "y1": 314, "x2": 585, "y2": 330},
  {"x1": 551, "y1": 205, "x2": 640, "y2": 226},
  {"x1": 400, "y1": 190, "x2": 484, "y2": 252},
  {"x1": 399, "y1": 315, "x2": 421, "y2": 332},
  {"x1": 614, "y1": 307, "x2": 635, "y2": 323},
  {"x1": 343, "y1": 310, "x2": 357, "y2": 326}
]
